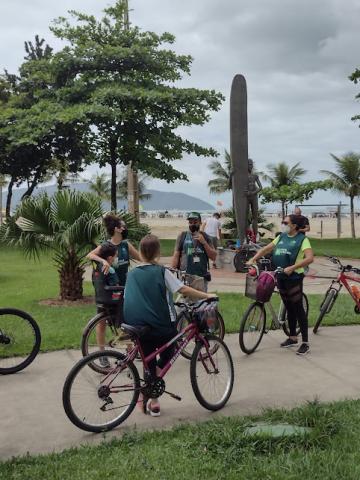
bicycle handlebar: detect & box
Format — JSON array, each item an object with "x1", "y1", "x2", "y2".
[
  {"x1": 325, "y1": 256, "x2": 360, "y2": 274},
  {"x1": 174, "y1": 297, "x2": 219, "y2": 311}
]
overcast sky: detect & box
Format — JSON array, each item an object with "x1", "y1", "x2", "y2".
[{"x1": 1, "y1": 0, "x2": 359, "y2": 211}]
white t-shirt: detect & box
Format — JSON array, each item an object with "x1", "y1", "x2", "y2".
[{"x1": 204, "y1": 217, "x2": 221, "y2": 238}]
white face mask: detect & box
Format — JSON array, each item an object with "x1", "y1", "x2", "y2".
[{"x1": 281, "y1": 223, "x2": 291, "y2": 234}]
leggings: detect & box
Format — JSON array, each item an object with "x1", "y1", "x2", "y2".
[
  {"x1": 139, "y1": 331, "x2": 176, "y2": 380},
  {"x1": 277, "y1": 276, "x2": 308, "y2": 342}
]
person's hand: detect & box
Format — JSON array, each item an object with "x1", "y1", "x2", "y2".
[
  {"x1": 101, "y1": 261, "x2": 111, "y2": 274},
  {"x1": 284, "y1": 266, "x2": 295, "y2": 276},
  {"x1": 206, "y1": 293, "x2": 218, "y2": 300},
  {"x1": 194, "y1": 232, "x2": 206, "y2": 245},
  {"x1": 245, "y1": 258, "x2": 255, "y2": 266}
]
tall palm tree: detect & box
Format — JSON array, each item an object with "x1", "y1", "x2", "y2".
[
  {"x1": 88, "y1": 173, "x2": 111, "y2": 200},
  {"x1": 321, "y1": 152, "x2": 360, "y2": 239},
  {"x1": 262, "y1": 162, "x2": 306, "y2": 216},
  {"x1": 116, "y1": 170, "x2": 151, "y2": 202},
  {"x1": 208, "y1": 149, "x2": 233, "y2": 195}
]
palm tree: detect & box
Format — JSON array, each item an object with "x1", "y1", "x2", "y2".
[
  {"x1": 321, "y1": 152, "x2": 360, "y2": 239},
  {"x1": 262, "y1": 162, "x2": 306, "y2": 216},
  {"x1": 0, "y1": 174, "x2": 7, "y2": 225},
  {"x1": 88, "y1": 173, "x2": 111, "y2": 200},
  {"x1": 116, "y1": 170, "x2": 151, "y2": 202},
  {"x1": 208, "y1": 149, "x2": 233, "y2": 195}
]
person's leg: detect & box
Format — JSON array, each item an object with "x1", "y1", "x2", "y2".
[
  {"x1": 288, "y1": 279, "x2": 308, "y2": 345},
  {"x1": 211, "y1": 236, "x2": 218, "y2": 267},
  {"x1": 278, "y1": 278, "x2": 298, "y2": 346}
]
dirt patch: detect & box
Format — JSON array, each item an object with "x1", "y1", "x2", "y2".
[{"x1": 39, "y1": 296, "x2": 95, "y2": 307}]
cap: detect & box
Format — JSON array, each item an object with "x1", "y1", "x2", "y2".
[{"x1": 187, "y1": 211, "x2": 201, "y2": 220}]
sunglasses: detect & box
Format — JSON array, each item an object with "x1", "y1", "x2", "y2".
[{"x1": 282, "y1": 221, "x2": 289, "y2": 226}]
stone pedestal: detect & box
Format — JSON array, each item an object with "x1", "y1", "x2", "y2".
[{"x1": 216, "y1": 247, "x2": 236, "y2": 271}]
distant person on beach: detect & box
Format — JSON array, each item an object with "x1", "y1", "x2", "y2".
[
  {"x1": 201, "y1": 213, "x2": 222, "y2": 268},
  {"x1": 171, "y1": 212, "x2": 216, "y2": 291},
  {"x1": 294, "y1": 207, "x2": 310, "y2": 234}
]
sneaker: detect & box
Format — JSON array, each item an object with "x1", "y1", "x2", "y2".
[
  {"x1": 280, "y1": 338, "x2": 298, "y2": 348},
  {"x1": 99, "y1": 355, "x2": 111, "y2": 368},
  {"x1": 296, "y1": 343, "x2": 310, "y2": 356},
  {"x1": 146, "y1": 399, "x2": 161, "y2": 417}
]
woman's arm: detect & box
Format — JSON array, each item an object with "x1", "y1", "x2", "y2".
[
  {"x1": 284, "y1": 248, "x2": 314, "y2": 276},
  {"x1": 128, "y1": 242, "x2": 141, "y2": 261},
  {"x1": 178, "y1": 285, "x2": 216, "y2": 300},
  {"x1": 247, "y1": 242, "x2": 275, "y2": 265},
  {"x1": 87, "y1": 246, "x2": 111, "y2": 273}
]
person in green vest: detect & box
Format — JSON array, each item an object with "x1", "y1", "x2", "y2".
[
  {"x1": 124, "y1": 234, "x2": 216, "y2": 417},
  {"x1": 247, "y1": 214, "x2": 314, "y2": 356},
  {"x1": 87, "y1": 213, "x2": 141, "y2": 367}
]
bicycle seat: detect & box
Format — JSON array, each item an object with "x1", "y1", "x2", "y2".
[{"x1": 121, "y1": 324, "x2": 151, "y2": 338}]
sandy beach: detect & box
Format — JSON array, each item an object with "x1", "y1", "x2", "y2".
[{"x1": 144, "y1": 215, "x2": 360, "y2": 239}]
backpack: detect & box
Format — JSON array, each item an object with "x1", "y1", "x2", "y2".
[
  {"x1": 176, "y1": 231, "x2": 211, "y2": 271},
  {"x1": 256, "y1": 271, "x2": 276, "y2": 303}
]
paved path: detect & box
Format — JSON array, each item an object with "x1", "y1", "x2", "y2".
[{"x1": 2, "y1": 326, "x2": 360, "y2": 460}]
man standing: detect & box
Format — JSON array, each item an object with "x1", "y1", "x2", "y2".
[
  {"x1": 294, "y1": 207, "x2": 310, "y2": 234},
  {"x1": 171, "y1": 212, "x2": 217, "y2": 291},
  {"x1": 202, "y1": 213, "x2": 222, "y2": 268}
]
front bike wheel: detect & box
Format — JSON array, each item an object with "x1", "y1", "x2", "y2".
[
  {"x1": 239, "y1": 302, "x2": 266, "y2": 354},
  {"x1": 313, "y1": 289, "x2": 337, "y2": 334},
  {"x1": 0, "y1": 308, "x2": 41, "y2": 375},
  {"x1": 177, "y1": 310, "x2": 225, "y2": 360},
  {"x1": 63, "y1": 350, "x2": 140, "y2": 433},
  {"x1": 190, "y1": 335, "x2": 234, "y2": 411},
  {"x1": 81, "y1": 313, "x2": 134, "y2": 374},
  {"x1": 281, "y1": 293, "x2": 309, "y2": 337}
]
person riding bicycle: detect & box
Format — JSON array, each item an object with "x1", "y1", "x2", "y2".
[
  {"x1": 247, "y1": 214, "x2": 314, "y2": 356},
  {"x1": 171, "y1": 212, "x2": 217, "y2": 292},
  {"x1": 124, "y1": 234, "x2": 216, "y2": 417}
]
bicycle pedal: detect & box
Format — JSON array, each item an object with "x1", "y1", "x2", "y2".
[{"x1": 165, "y1": 391, "x2": 182, "y2": 401}]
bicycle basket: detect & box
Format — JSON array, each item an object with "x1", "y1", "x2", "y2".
[
  {"x1": 92, "y1": 265, "x2": 123, "y2": 305},
  {"x1": 194, "y1": 303, "x2": 219, "y2": 333},
  {"x1": 245, "y1": 274, "x2": 258, "y2": 300}
]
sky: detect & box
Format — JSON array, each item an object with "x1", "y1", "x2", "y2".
[{"x1": 1, "y1": 0, "x2": 359, "y2": 212}]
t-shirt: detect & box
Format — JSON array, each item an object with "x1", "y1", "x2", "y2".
[
  {"x1": 175, "y1": 231, "x2": 213, "y2": 278},
  {"x1": 203, "y1": 217, "x2": 221, "y2": 238},
  {"x1": 103, "y1": 240, "x2": 129, "y2": 286},
  {"x1": 272, "y1": 234, "x2": 312, "y2": 274},
  {"x1": 294, "y1": 215, "x2": 310, "y2": 229}
]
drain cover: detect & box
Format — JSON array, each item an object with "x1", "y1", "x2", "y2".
[{"x1": 244, "y1": 423, "x2": 312, "y2": 438}]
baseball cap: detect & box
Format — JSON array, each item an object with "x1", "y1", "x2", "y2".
[{"x1": 187, "y1": 211, "x2": 201, "y2": 220}]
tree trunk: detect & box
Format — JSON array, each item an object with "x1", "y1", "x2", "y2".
[
  {"x1": 281, "y1": 201, "x2": 285, "y2": 219},
  {"x1": 350, "y1": 195, "x2": 356, "y2": 239},
  {"x1": 109, "y1": 142, "x2": 117, "y2": 212},
  {"x1": 6, "y1": 177, "x2": 14, "y2": 219},
  {"x1": 21, "y1": 168, "x2": 43, "y2": 200},
  {"x1": 58, "y1": 250, "x2": 85, "y2": 300}
]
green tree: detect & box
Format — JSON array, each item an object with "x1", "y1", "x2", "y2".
[
  {"x1": 0, "y1": 174, "x2": 7, "y2": 225},
  {"x1": 47, "y1": 1, "x2": 223, "y2": 211},
  {"x1": 116, "y1": 169, "x2": 151, "y2": 201},
  {"x1": 208, "y1": 150, "x2": 233, "y2": 195},
  {"x1": 349, "y1": 67, "x2": 360, "y2": 126},
  {"x1": 321, "y1": 152, "x2": 360, "y2": 239},
  {"x1": 88, "y1": 173, "x2": 111, "y2": 200}
]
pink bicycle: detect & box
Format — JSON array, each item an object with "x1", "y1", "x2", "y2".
[{"x1": 63, "y1": 298, "x2": 234, "y2": 432}]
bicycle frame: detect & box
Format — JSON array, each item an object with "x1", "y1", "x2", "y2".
[{"x1": 337, "y1": 271, "x2": 360, "y2": 309}]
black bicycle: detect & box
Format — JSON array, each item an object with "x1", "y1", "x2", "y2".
[{"x1": 0, "y1": 308, "x2": 41, "y2": 374}]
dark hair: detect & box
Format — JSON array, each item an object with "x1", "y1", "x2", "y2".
[
  {"x1": 98, "y1": 243, "x2": 117, "y2": 260},
  {"x1": 288, "y1": 214, "x2": 303, "y2": 231},
  {"x1": 103, "y1": 214, "x2": 122, "y2": 236},
  {"x1": 140, "y1": 234, "x2": 160, "y2": 262},
  {"x1": 213, "y1": 212, "x2": 220, "y2": 218}
]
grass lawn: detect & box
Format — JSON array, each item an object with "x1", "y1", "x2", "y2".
[{"x1": 2, "y1": 399, "x2": 360, "y2": 479}]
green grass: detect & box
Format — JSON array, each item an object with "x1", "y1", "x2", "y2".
[
  {"x1": 1, "y1": 246, "x2": 359, "y2": 353},
  {"x1": 159, "y1": 238, "x2": 176, "y2": 256},
  {"x1": 2, "y1": 399, "x2": 360, "y2": 478}
]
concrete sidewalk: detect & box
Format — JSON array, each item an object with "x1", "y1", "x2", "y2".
[{"x1": 1, "y1": 326, "x2": 360, "y2": 460}]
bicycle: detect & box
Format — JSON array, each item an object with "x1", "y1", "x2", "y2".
[
  {"x1": 0, "y1": 308, "x2": 41, "y2": 375},
  {"x1": 170, "y1": 268, "x2": 225, "y2": 360},
  {"x1": 239, "y1": 265, "x2": 309, "y2": 354},
  {"x1": 63, "y1": 298, "x2": 234, "y2": 433},
  {"x1": 313, "y1": 256, "x2": 360, "y2": 334}
]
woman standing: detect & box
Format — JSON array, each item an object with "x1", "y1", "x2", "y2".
[
  {"x1": 247, "y1": 215, "x2": 314, "y2": 355},
  {"x1": 87, "y1": 213, "x2": 141, "y2": 366}
]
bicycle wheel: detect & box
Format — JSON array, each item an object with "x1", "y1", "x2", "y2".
[
  {"x1": 81, "y1": 313, "x2": 134, "y2": 374},
  {"x1": 233, "y1": 249, "x2": 251, "y2": 273},
  {"x1": 63, "y1": 350, "x2": 140, "y2": 433},
  {"x1": 177, "y1": 310, "x2": 225, "y2": 360},
  {"x1": 281, "y1": 293, "x2": 309, "y2": 337},
  {"x1": 239, "y1": 302, "x2": 266, "y2": 354},
  {"x1": 190, "y1": 335, "x2": 234, "y2": 411},
  {"x1": 0, "y1": 308, "x2": 41, "y2": 375},
  {"x1": 313, "y1": 289, "x2": 337, "y2": 334}
]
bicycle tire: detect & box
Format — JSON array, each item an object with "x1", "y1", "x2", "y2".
[
  {"x1": 177, "y1": 310, "x2": 225, "y2": 360},
  {"x1": 239, "y1": 302, "x2": 266, "y2": 354},
  {"x1": 233, "y1": 249, "x2": 252, "y2": 273},
  {"x1": 63, "y1": 350, "x2": 140, "y2": 433},
  {"x1": 281, "y1": 293, "x2": 309, "y2": 337},
  {"x1": 0, "y1": 308, "x2": 41, "y2": 375},
  {"x1": 190, "y1": 335, "x2": 234, "y2": 411},
  {"x1": 313, "y1": 289, "x2": 337, "y2": 334}
]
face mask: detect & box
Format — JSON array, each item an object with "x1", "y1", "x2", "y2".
[
  {"x1": 189, "y1": 224, "x2": 200, "y2": 233},
  {"x1": 121, "y1": 228, "x2": 128, "y2": 239},
  {"x1": 281, "y1": 224, "x2": 291, "y2": 234}
]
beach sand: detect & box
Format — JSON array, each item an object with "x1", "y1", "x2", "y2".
[{"x1": 144, "y1": 215, "x2": 360, "y2": 239}]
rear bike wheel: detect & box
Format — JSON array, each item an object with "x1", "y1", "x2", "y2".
[
  {"x1": 281, "y1": 293, "x2": 309, "y2": 337},
  {"x1": 239, "y1": 302, "x2": 266, "y2": 354},
  {"x1": 190, "y1": 335, "x2": 234, "y2": 411},
  {"x1": 313, "y1": 289, "x2": 337, "y2": 334},
  {"x1": 0, "y1": 308, "x2": 41, "y2": 375},
  {"x1": 63, "y1": 350, "x2": 140, "y2": 433},
  {"x1": 177, "y1": 310, "x2": 225, "y2": 360},
  {"x1": 81, "y1": 313, "x2": 134, "y2": 374}
]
